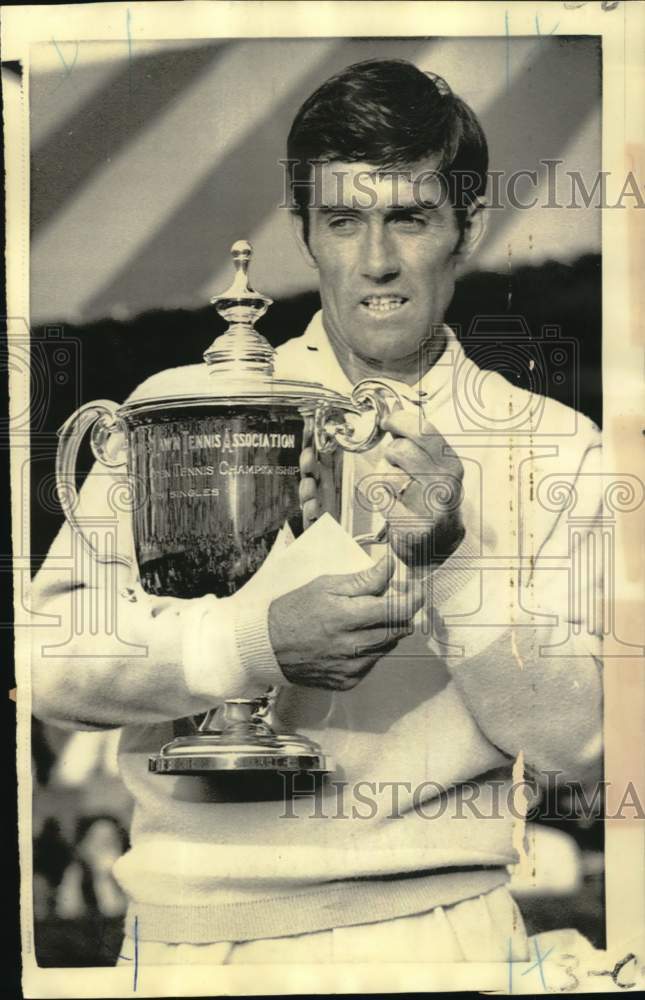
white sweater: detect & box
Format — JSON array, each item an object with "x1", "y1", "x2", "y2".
[{"x1": 32, "y1": 314, "x2": 603, "y2": 944}]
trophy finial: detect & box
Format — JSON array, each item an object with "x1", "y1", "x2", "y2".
[
  {"x1": 230, "y1": 238, "x2": 252, "y2": 265},
  {"x1": 204, "y1": 241, "x2": 275, "y2": 376}
]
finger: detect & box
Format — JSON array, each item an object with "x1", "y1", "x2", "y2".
[
  {"x1": 327, "y1": 553, "x2": 395, "y2": 597},
  {"x1": 349, "y1": 628, "x2": 411, "y2": 657},
  {"x1": 384, "y1": 438, "x2": 432, "y2": 478},
  {"x1": 342, "y1": 590, "x2": 424, "y2": 630},
  {"x1": 385, "y1": 573, "x2": 425, "y2": 594},
  {"x1": 381, "y1": 412, "x2": 462, "y2": 468},
  {"x1": 382, "y1": 444, "x2": 464, "y2": 519},
  {"x1": 383, "y1": 584, "x2": 425, "y2": 622},
  {"x1": 380, "y1": 410, "x2": 439, "y2": 441},
  {"x1": 385, "y1": 439, "x2": 462, "y2": 480},
  {"x1": 291, "y1": 662, "x2": 379, "y2": 691},
  {"x1": 339, "y1": 655, "x2": 391, "y2": 688},
  {"x1": 299, "y1": 447, "x2": 320, "y2": 478},
  {"x1": 299, "y1": 477, "x2": 319, "y2": 503},
  {"x1": 302, "y1": 498, "x2": 320, "y2": 524},
  {"x1": 294, "y1": 656, "x2": 391, "y2": 690}
]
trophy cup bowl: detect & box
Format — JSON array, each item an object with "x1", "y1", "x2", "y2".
[{"x1": 55, "y1": 241, "x2": 407, "y2": 778}]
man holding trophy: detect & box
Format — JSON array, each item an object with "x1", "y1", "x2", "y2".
[{"x1": 32, "y1": 60, "x2": 603, "y2": 964}]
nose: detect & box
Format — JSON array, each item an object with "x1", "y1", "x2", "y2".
[{"x1": 361, "y1": 223, "x2": 400, "y2": 284}]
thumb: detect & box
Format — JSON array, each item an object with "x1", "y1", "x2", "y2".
[{"x1": 328, "y1": 553, "x2": 395, "y2": 597}]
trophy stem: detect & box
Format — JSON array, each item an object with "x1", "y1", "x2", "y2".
[{"x1": 198, "y1": 698, "x2": 274, "y2": 739}]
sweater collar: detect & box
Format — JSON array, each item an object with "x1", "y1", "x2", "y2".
[{"x1": 297, "y1": 310, "x2": 465, "y2": 410}]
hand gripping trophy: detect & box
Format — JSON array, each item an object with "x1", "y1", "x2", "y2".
[{"x1": 56, "y1": 242, "x2": 408, "y2": 778}]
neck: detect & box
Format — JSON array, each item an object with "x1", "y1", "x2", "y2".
[{"x1": 323, "y1": 319, "x2": 447, "y2": 388}]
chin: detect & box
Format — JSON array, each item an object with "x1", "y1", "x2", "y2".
[{"x1": 353, "y1": 329, "x2": 424, "y2": 362}]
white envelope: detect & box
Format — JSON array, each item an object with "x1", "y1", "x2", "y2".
[{"x1": 236, "y1": 512, "x2": 375, "y2": 605}]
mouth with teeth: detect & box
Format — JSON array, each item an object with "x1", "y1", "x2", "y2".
[{"x1": 361, "y1": 294, "x2": 408, "y2": 315}]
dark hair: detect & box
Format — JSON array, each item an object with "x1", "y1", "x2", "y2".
[{"x1": 286, "y1": 59, "x2": 488, "y2": 241}]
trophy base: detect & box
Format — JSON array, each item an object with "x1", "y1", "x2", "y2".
[
  {"x1": 149, "y1": 698, "x2": 333, "y2": 775},
  {"x1": 148, "y1": 732, "x2": 333, "y2": 775}
]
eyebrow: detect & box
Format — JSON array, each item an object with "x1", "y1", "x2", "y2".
[
  {"x1": 411, "y1": 198, "x2": 442, "y2": 211},
  {"x1": 317, "y1": 200, "x2": 441, "y2": 214}
]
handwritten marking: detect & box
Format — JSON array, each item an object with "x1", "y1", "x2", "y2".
[
  {"x1": 504, "y1": 11, "x2": 510, "y2": 89},
  {"x1": 535, "y1": 14, "x2": 560, "y2": 35},
  {"x1": 553, "y1": 952, "x2": 580, "y2": 992},
  {"x1": 118, "y1": 916, "x2": 139, "y2": 991},
  {"x1": 564, "y1": 1, "x2": 620, "y2": 9},
  {"x1": 50, "y1": 38, "x2": 78, "y2": 80},
  {"x1": 589, "y1": 952, "x2": 639, "y2": 989},
  {"x1": 522, "y1": 938, "x2": 554, "y2": 990},
  {"x1": 126, "y1": 9, "x2": 133, "y2": 95},
  {"x1": 134, "y1": 915, "x2": 139, "y2": 990}
]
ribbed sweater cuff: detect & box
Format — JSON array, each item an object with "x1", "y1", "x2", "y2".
[
  {"x1": 233, "y1": 596, "x2": 289, "y2": 689},
  {"x1": 182, "y1": 595, "x2": 248, "y2": 700},
  {"x1": 181, "y1": 594, "x2": 285, "y2": 701},
  {"x1": 426, "y1": 531, "x2": 481, "y2": 607}
]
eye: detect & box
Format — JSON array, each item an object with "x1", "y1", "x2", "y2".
[
  {"x1": 390, "y1": 212, "x2": 428, "y2": 230},
  {"x1": 327, "y1": 215, "x2": 359, "y2": 232}
]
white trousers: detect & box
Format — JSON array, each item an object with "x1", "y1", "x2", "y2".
[{"x1": 118, "y1": 885, "x2": 529, "y2": 965}]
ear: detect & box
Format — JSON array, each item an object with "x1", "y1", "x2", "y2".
[
  {"x1": 454, "y1": 199, "x2": 487, "y2": 264},
  {"x1": 290, "y1": 212, "x2": 318, "y2": 270}
]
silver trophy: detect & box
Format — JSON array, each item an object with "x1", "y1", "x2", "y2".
[{"x1": 56, "y1": 241, "x2": 407, "y2": 776}]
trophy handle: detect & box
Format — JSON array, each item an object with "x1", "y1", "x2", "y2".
[
  {"x1": 324, "y1": 378, "x2": 426, "y2": 546},
  {"x1": 56, "y1": 400, "x2": 132, "y2": 568},
  {"x1": 315, "y1": 377, "x2": 422, "y2": 454}
]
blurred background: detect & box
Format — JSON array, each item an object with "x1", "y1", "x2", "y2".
[
  {"x1": 30, "y1": 35, "x2": 601, "y2": 324},
  {"x1": 28, "y1": 35, "x2": 604, "y2": 965}
]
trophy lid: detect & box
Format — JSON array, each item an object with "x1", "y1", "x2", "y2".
[
  {"x1": 203, "y1": 239, "x2": 276, "y2": 377},
  {"x1": 119, "y1": 240, "x2": 354, "y2": 417}
]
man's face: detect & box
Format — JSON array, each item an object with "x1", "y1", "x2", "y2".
[{"x1": 296, "y1": 159, "x2": 468, "y2": 367}]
